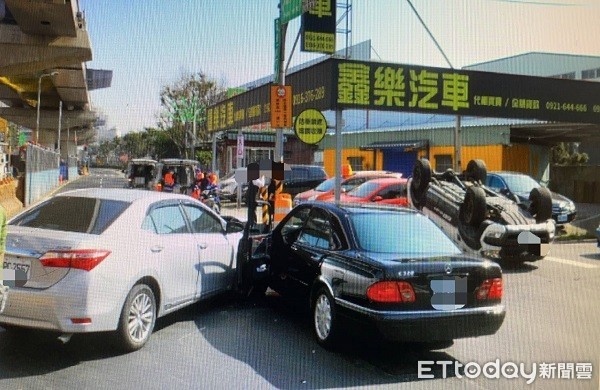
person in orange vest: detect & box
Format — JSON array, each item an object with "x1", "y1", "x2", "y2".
[{"x1": 163, "y1": 169, "x2": 175, "y2": 192}]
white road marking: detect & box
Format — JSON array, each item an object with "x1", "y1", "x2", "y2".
[{"x1": 545, "y1": 256, "x2": 598, "y2": 269}]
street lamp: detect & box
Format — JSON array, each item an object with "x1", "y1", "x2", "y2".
[{"x1": 36, "y1": 71, "x2": 59, "y2": 144}]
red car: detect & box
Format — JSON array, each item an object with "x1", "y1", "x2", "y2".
[
  {"x1": 319, "y1": 177, "x2": 409, "y2": 206},
  {"x1": 293, "y1": 171, "x2": 403, "y2": 207}
]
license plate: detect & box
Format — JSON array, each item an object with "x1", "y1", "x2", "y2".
[
  {"x1": 3, "y1": 257, "x2": 31, "y2": 281},
  {"x1": 558, "y1": 214, "x2": 568, "y2": 223},
  {"x1": 430, "y1": 276, "x2": 467, "y2": 311}
]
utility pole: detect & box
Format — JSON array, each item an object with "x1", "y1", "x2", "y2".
[{"x1": 405, "y1": 0, "x2": 461, "y2": 171}]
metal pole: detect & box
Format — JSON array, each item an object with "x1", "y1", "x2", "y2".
[
  {"x1": 191, "y1": 110, "x2": 197, "y2": 160},
  {"x1": 335, "y1": 110, "x2": 343, "y2": 203},
  {"x1": 36, "y1": 76, "x2": 42, "y2": 144},
  {"x1": 236, "y1": 128, "x2": 243, "y2": 209},
  {"x1": 212, "y1": 132, "x2": 217, "y2": 173},
  {"x1": 275, "y1": 22, "x2": 288, "y2": 163},
  {"x1": 58, "y1": 100, "x2": 62, "y2": 156}
]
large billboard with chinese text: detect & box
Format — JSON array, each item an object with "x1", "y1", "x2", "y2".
[
  {"x1": 334, "y1": 59, "x2": 600, "y2": 124},
  {"x1": 207, "y1": 60, "x2": 335, "y2": 132},
  {"x1": 207, "y1": 58, "x2": 600, "y2": 132}
]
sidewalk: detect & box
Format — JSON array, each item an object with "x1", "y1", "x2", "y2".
[{"x1": 569, "y1": 203, "x2": 600, "y2": 236}]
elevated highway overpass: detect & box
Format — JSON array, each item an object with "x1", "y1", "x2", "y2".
[{"x1": 0, "y1": 0, "x2": 111, "y2": 156}]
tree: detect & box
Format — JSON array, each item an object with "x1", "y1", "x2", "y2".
[
  {"x1": 157, "y1": 71, "x2": 227, "y2": 158},
  {"x1": 550, "y1": 142, "x2": 589, "y2": 166}
]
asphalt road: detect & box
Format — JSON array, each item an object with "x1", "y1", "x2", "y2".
[{"x1": 1, "y1": 168, "x2": 598, "y2": 390}]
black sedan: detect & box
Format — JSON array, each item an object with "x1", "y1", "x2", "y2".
[{"x1": 239, "y1": 202, "x2": 506, "y2": 349}]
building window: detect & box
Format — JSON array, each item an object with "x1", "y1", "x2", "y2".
[
  {"x1": 347, "y1": 156, "x2": 364, "y2": 172},
  {"x1": 313, "y1": 150, "x2": 324, "y2": 164},
  {"x1": 582, "y1": 68, "x2": 600, "y2": 80},
  {"x1": 435, "y1": 154, "x2": 453, "y2": 171}
]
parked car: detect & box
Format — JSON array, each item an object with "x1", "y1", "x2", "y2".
[
  {"x1": 0, "y1": 188, "x2": 245, "y2": 351},
  {"x1": 281, "y1": 165, "x2": 328, "y2": 197},
  {"x1": 485, "y1": 171, "x2": 577, "y2": 225},
  {"x1": 238, "y1": 202, "x2": 506, "y2": 349},
  {"x1": 240, "y1": 164, "x2": 328, "y2": 203},
  {"x1": 319, "y1": 177, "x2": 409, "y2": 207},
  {"x1": 150, "y1": 158, "x2": 199, "y2": 194},
  {"x1": 219, "y1": 171, "x2": 247, "y2": 202},
  {"x1": 125, "y1": 158, "x2": 157, "y2": 189},
  {"x1": 293, "y1": 170, "x2": 403, "y2": 206},
  {"x1": 408, "y1": 158, "x2": 556, "y2": 262}
]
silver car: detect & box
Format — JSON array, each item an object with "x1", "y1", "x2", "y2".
[{"x1": 0, "y1": 188, "x2": 244, "y2": 351}]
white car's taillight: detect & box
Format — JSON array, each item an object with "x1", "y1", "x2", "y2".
[{"x1": 39, "y1": 249, "x2": 111, "y2": 271}]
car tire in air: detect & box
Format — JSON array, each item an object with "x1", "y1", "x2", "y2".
[
  {"x1": 410, "y1": 158, "x2": 432, "y2": 208},
  {"x1": 529, "y1": 187, "x2": 553, "y2": 222},
  {"x1": 313, "y1": 286, "x2": 340, "y2": 350},
  {"x1": 115, "y1": 284, "x2": 156, "y2": 352},
  {"x1": 459, "y1": 186, "x2": 487, "y2": 226},
  {"x1": 465, "y1": 159, "x2": 487, "y2": 183}
]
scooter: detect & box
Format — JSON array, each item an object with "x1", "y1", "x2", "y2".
[{"x1": 201, "y1": 188, "x2": 221, "y2": 214}]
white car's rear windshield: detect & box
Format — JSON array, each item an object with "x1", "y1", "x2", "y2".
[{"x1": 9, "y1": 196, "x2": 130, "y2": 234}]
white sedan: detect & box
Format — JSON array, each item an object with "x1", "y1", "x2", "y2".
[{"x1": 0, "y1": 188, "x2": 244, "y2": 351}]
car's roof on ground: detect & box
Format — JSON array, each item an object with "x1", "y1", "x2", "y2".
[{"x1": 56, "y1": 188, "x2": 190, "y2": 203}]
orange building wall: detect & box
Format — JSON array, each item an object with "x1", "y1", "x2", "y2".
[
  {"x1": 428, "y1": 145, "x2": 504, "y2": 171},
  {"x1": 324, "y1": 144, "x2": 525, "y2": 176},
  {"x1": 323, "y1": 148, "x2": 383, "y2": 176},
  {"x1": 501, "y1": 144, "x2": 530, "y2": 174}
]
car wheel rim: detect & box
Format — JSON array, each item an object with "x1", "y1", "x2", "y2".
[
  {"x1": 127, "y1": 292, "x2": 154, "y2": 343},
  {"x1": 314, "y1": 294, "x2": 332, "y2": 341}
]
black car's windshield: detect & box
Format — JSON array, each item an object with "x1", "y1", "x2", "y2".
[
  {"x1": 347, "y1": 181, "x2": 379, "y2": 198},
  {"x1": 503, "y1": 174, "x2": 540, "y2": 193},
  {"x1": 9, "y1": 196, "x2": 130, "y2": 234},
  {"x1": 351, "y1": 212, "x2": 462, "y2": 256}
]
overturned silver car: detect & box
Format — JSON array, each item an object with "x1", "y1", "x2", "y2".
[{"x1": 408, "y1": 158, "x2": 555, "y2": 262}]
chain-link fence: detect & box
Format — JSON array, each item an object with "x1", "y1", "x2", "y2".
[{"x1": 24, "y1": 144, "x2": 60, "y2": 206}]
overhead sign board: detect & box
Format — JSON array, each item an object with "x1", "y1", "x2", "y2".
[
  {"x1": 281, "y1": 0, "x2": 317, "y2": 24},
  {"x1": 333, "y1": 59, "x2": 600, "y2": 124},
  {"x1": 270, "y1": 85, "x2": 293, "y2": 128},
  {"x1": 301, "y1": 0, "x2": 336, "y2": 54},
  {"x1": 274, "y1": 18, "x2": 281, "y2": 82},
  {"x1": 207, "y1": 60, "x2": 334, "y2": 132},
  {"x1": 207, "y1": 58, "x2": 600, "y2": 133},
  {"x1": 294, "y1": 109, "x2": 327, "y2": 144}
]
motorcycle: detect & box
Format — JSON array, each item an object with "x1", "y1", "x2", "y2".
[{"x1": 200, "y1": 187, "x2": 221, "y2": 214}]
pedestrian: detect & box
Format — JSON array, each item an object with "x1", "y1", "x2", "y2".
[{"x1": 163, "y1": 169, "x2": 175, "y2": 192}]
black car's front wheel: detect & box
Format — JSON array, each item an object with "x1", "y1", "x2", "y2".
[
  {"x1": 313, "y1": 286, "x2": 340, "y2": 349},
  {"x1": 460, "y1": 186, "x2": 487, "y2": 226},
  {"x1": 529, "y1": 187, "x2": 553, "y2": 222},
  {"x1": 410, "y1": 158, "x2": 432, "y2": 208}
]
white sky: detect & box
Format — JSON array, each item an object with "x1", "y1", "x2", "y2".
[{"x1": 82, "y1": 0, "x2": 600, "y2": 134}]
